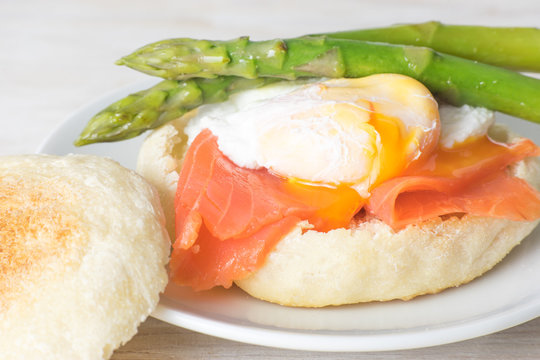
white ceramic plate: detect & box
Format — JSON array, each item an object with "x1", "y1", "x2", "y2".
[{"x1": 38, "y1": 80, "x2": 540, "y2": 352}]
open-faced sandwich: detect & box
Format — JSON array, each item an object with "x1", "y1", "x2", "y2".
[
  {"x1": 73, "y1": 22, "x2": 540, "y2": 308},
  {"x1": 136, "y1": 74, "x2": 540, "y2": 307}
]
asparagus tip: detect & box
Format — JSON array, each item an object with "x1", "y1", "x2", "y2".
[{"x1": 73, "y1": 136, "x2": 90, "y2": 147}]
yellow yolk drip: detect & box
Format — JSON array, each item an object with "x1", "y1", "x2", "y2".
[
  {"x1": 406, "y1": 136, "x2": 512, "y2": 178},
  {"x1": 282, "y1": 178, "x2": 364, "y2": 232},
  {"x1": 368, "y1": 110, "x2": 409, "y2": 187}
]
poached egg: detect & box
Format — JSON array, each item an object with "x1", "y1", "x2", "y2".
[{"x1": 185, "y1": 74, "x2": 440, "y2": 197}]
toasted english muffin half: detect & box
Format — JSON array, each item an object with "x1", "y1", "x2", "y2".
[
  {"x1": 0, "y1": 154, "x2": 170, "y2": 359},
  {"x1": 137, "y1": 116, "x2": 539, "y2": 307}
]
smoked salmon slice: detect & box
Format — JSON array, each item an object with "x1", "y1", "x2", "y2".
[
  {"x1": 171, "y1": 129, "x2": 363, "y2": 290},
  {"x1": 366, "y1": 137, "x2": 540, "y2": 229},
  {"x1": 171, "y1": 215, "x2": 301, "y2": 290}
]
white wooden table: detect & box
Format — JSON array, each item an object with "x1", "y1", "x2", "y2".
[{"x1": 1, "y1": 0, "x2": 538, "y2": 358}]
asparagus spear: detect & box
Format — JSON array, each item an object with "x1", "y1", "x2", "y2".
[
  {"x1": 117, "y1": 36, "x2": 540, "y2": 124},
  {"x1": 320, "y1": 21, "x2": 540, "y2": 72},
  {"x1": 75, "y1": 76, "x2": 278, "y2": 146}
]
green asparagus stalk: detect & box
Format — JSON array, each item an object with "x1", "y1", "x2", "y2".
[
  {"x1": 74, "y1": 76, "x2": 278, "y2": 146},
  {"x1": 116, "y1": 36, "x2": 540, "y2": 124},
  {"x1": 320, "y1": 21, "x2": 540, "y2": 72}
]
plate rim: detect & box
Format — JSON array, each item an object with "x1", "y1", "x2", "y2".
[{"x1": 151, "y1": 291, "x2": 540, "y2": 352}]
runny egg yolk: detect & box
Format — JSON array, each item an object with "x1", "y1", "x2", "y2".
[
  {"x1": 405, "y1": 135, "x2": 515, "y2": 178},
  {"x1": 257, "y1": 74, "x2": 440, "y2": 197}
]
